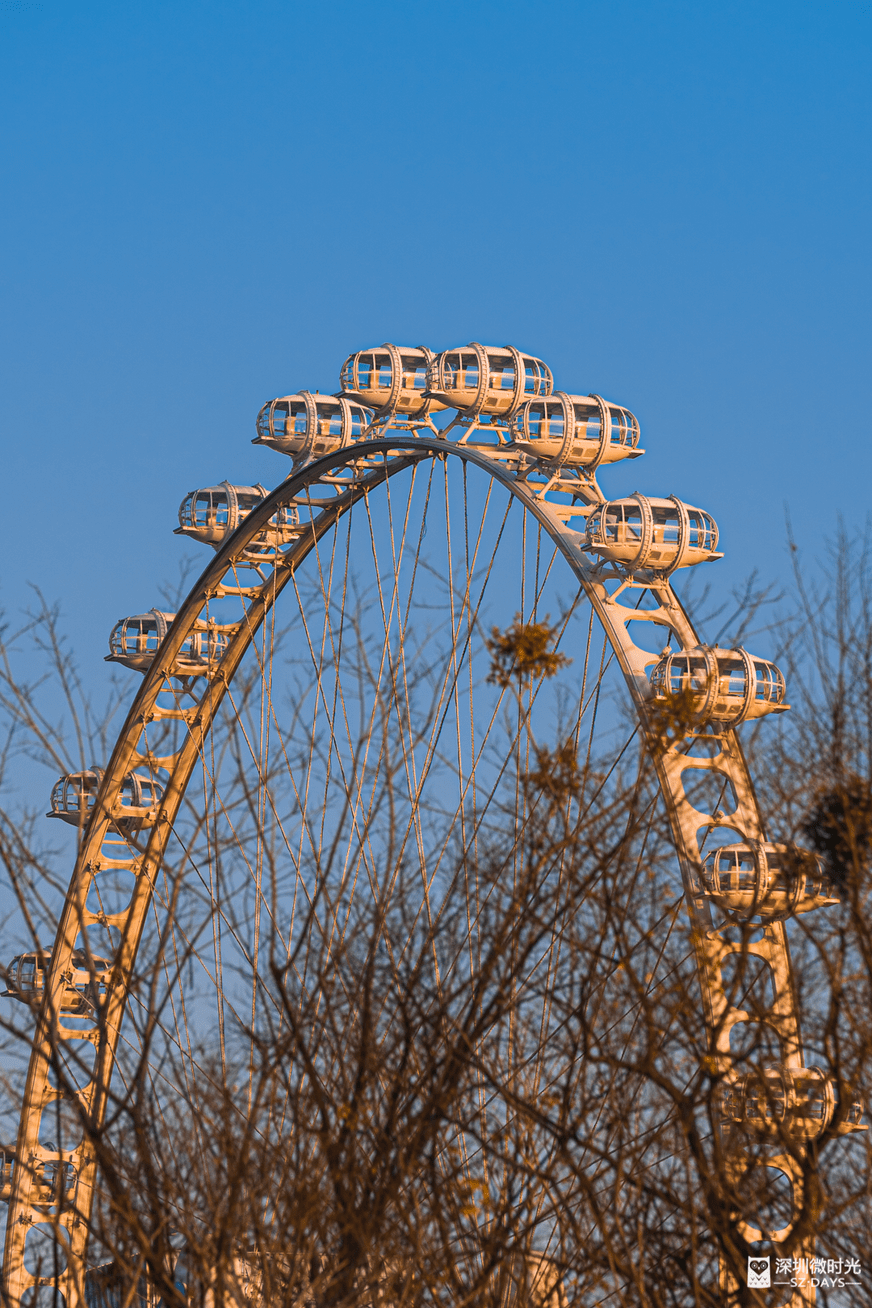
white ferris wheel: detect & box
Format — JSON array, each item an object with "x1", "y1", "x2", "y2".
[{"x1": 1, "y1": 342, "x2": 860, "y2": 1308}]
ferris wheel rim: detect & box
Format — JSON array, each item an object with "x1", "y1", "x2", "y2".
[{"x1": 3, "y1": 432, "x2": 815, "y2": 1304}]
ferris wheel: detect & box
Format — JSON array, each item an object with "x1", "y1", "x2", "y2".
[{"x1": 1, "y1": 342, "x2": 860, "y2": 1308}]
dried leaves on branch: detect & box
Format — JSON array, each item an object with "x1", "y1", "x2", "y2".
[{"x1": 486, "y1": 618, "x2": 570, "y2": 689}]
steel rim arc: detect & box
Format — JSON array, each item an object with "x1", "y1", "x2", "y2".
[{"x1": 3, "y1": 435, "x2": 807, "y2": 1306}]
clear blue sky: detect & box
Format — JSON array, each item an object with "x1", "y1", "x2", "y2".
[{"x1": 0, "y1": 0, "x2": 870, "y2": 696}]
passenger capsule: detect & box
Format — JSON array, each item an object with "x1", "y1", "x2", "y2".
[
  {"x1": 176, "y1": 481, "x2": 299, "y2": 550},
  {"x1": 585, "y1": 496, "x2": 722, "y2": 574},
  {"x1": 510, "y1": 393, "x2": 642, "y2": 467},
  {"x1": 339, "y1": 345, "x2": 446, "y2": 416},
  {"x1": 254, "y1": 392, "x2": 373, "y2": 459},
  {"x1": 701, "y1": 842, "x2": 838, "y2": 921},
  {"x1": 106, "y1": 610, "x2": 229, "y2": 675},
  {"x1": 425, "y1": 344, "x2": 552, "y2": 417},
  {"x1": 47, "y1": 767, "x2": 164, "y2": 834},
  {"x1": 720, "y1": 1066, "x2": 864, "y2": 1139},
  {"x1": 648, "y1": 646, "x2": 788, "y2": 725},
  {"x1": 2, "y1": 950, "x2": 111, "y2": 1014}
]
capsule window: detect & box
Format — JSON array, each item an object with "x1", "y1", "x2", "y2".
[
  {"x1": 80, "y1": 777, "x2": 99, "y2": 805},
  {"x1": 523, "y1": 360, "x2": 549, "y2": 395},
  {"x1": 746, "y1": 1077, "x2": 786, "y2": 1121},
  {"x1": 573, "y1": 402, "x2": 601, "y2": 440},
  {"x1": 489, "y1": 362, "x2": 515, "y2": 391},
  {"x1": 649, "y1": 661, "x2": 668, "y2": 694},
  {"x1": 55, "y1": 776, "x2": 100, "y2": 814},
  {"x1": 665, "y1": 656, "x2": 708, "y2": 693},
  {"x1": 718, "y1": 659, "x2": 746, "y2": 696},
  {"x1": 714, "y1": 850, "x2": 756, "y2": 891},
  {"x1": 545, "y1": 402, "x2": 564, "y2": 437},
  {"x1": 767, "y1": 851, "x2": 786, "y2": 878},
  {"x1": 800, "y1": 1084, "x2": 827, "y2": 1119},
  {"x1": 315, "y1": 404, "x2": 342, "y2": 437},
  {"x1": 399, "y1": 357, "x2": 424, "y2": 389},
  {"x1": 121, "y1": 620, "x2": 160, "y2": 654},
  {"x1": 687, "y1": 510, "x2": 715, "y2": 550},
  {"x1": 271, "y1": 401, "x2": 290, "y2": 437},
  {"x1": 192, "y1": 494, "x2": 211, "y2": 528},
  {"x1": 442, "y1": 354, "x2": 461, "y2": 387},
  {"x1": 526, "y1": 403, "x2": 545, "y2": 436},
  {"x1": 609, "y1": 406, "x2": 637, "y2": 446},
  {"x1": 365, "y1": 354, "x2": 391, "y2": 388},
  {"x1": 754, "y1": 662, "x2": 783, "y2": 702},
  {"x1": 190, "y1": 491, "x2": 231, "y2": 528},
  {"x1": 651, "y1": 506, "x2": 680, "y2": 544},
  {"x1": 349, "y1": 406, "x2": 367, "y2": 436},
  {"x1": 461, "y1": 353, "x2": 479, "y2": 388},
  {"x1": 603, "y1": 503, "x2": 643, "y2": 542}
]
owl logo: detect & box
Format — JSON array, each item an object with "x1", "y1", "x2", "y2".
[{"x1": 747, "y1": 1256, "x2": 771, "y2": 1288}]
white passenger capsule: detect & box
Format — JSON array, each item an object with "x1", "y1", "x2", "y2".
[
  {"x1": 701, "y1": 842, "x2": 838, "y2": 921},
  {"x1": 106, "y1": 610, "x2": 229, "y2": 675},
  {"x1": 584, "y1": 495, "x2": 722, "y2": 574},
  {"x1": 254, "y1": 392, "x2": 373, "y2": 459},
  {"x1": 720, "y1": 1066, "x2": 864, "y2": 1139},
  {"x1": 2, "y1": 950, "x2": 111, "y2": 1014},
  {"x1": 425, "y1": 344, "x2": 552, "y2": 417},
  {"x1": 510, "y1": 393, "x2": 642, "y2": 468},
  {"x1": 339, "y1": 345, "x2": 446, "y2": 416},
  {"x1": 47, "y1": 767, "x2": 164, "y2": 834},
  {"x1": 648, "y1": 646, "x2": 788, "y2": 725},
  {"x1": 175, "y1": 481, "x2": 299, "y2": 550}
]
